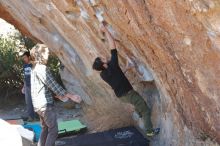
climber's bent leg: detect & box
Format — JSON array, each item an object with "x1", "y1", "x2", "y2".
[{"x1": 120, "y1": 90, "x2": 153, "y2": 131}]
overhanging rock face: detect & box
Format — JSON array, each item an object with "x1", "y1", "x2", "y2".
[{"x1": 0, "y1": 0, "x2": 220, "y2": 145}]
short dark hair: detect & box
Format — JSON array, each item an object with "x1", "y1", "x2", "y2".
[
  {"x1": 93, "y1": 57, "x2": 105, "y2": 71},
  {"x1": 22, "y1": 51, "x2": 30, "y2": 57}
]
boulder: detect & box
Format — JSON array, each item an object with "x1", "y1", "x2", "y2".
[{"x1": 0, "y1": 0, "x2": 219, "y2": 145}]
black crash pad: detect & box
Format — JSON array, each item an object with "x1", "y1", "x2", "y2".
[{"x1": 58, "y1": 126, "x2": 149, "y2": 146}]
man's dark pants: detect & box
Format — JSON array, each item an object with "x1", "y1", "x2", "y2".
[
  {"x1": 120, "y1": 90, "x2": 153, "y2": 132},
  {"x1": 37, "y1": 106, "x2": 58, "y2": 146},
  {"x1": 25, "y1": 86, "x2": 35, "y2": 119}
]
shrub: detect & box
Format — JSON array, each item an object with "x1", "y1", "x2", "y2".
[
  {"x1": 0, "y1": 33, "x2": 23, "y2": 101},
  {"x1": 0, "y1": 32, "x2": 62, "y2": 103}
]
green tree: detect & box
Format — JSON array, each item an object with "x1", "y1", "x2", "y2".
[
  {"x1": 0, "y1": 32, "x2": 63, "y2": 103},
  {"x1": 0, "y1": 33, "x2": 23, "y2": 101}
]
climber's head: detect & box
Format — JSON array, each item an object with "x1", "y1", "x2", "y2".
[{"x1": 93, "y1": 57, "x2": 108, "y2": 71}]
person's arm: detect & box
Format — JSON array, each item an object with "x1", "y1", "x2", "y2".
[
  {"x1": 22, "y1": 66, "x2": 25, "y2": 94},
  {"x1": 101, "y1": 24, "x2": 118, "y2": 65},
  {"x1": 21, "y1": 84, "x2": 25, "y2": 94},
  {"x1": 37, "y1": 67, "x2": 81, "y2": 103},
  {"x1": 44, "y1": 69, "x2": 67, "y2": 96},
  {"x1": 101, "y1": 24, "x2": 116, "y2": 50},
  {"x1": 45, "y1": 69, "x2": 82, "y2": 103}
]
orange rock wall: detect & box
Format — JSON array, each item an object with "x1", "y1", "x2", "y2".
[{"x1": 0, "y1": 0, "x2": 219, "y2": 145}]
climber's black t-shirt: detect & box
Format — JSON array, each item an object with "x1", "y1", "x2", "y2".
[{"x1": 100, "y1": 49, "x2": 133, "y2": 97}]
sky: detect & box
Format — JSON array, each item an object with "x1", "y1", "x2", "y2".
[{"x1": 0, "y1": 18, "x2": 17, "y2": 37}]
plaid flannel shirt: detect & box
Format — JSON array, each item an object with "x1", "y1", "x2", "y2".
[{"x1": 31, "y1": 64, "x2": 66, "y2": 112}]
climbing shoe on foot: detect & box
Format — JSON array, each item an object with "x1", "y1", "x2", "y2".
[{"x1": 146, "y1": 128, "x2": 160, "y2": 137}]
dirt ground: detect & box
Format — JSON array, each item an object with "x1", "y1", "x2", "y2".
[
  {"x1": 0, "y1": 100, "x2": 86, "y2": 146},
  {"x1": 0, "y1": 101, "x2": 83, "y2": 121}
]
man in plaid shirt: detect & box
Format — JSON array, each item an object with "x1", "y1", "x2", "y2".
[{"x1": 30, "y1": 44, "x2": 82, "y2": 146}]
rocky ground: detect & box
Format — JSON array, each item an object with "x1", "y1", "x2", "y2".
[
  {"x1": 0, "y1": 100, "x2": 86, "y2": 146},
  {"x1": 0, "y1": 101, "x2": 83, "y2": 122}
]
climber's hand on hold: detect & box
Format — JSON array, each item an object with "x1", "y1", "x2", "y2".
[{"x1": 100, "y1": 23, "x2": 116, "y2": 50}]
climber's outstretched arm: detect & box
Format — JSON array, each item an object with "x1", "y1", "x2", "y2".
[{"x1": 100, "y1": 24, "x2": 116, "y2": 50}]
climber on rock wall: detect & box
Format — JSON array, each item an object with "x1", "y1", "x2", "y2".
[{"x1": 92, "y1": 23, "x2": 160, "y2": 137}]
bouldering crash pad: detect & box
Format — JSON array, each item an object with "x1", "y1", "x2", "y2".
[
  {"x1": 58, "y1": 126, "x2": 149, "y2": 146},
  {"x1": 58, "y1": 120, "x2": 87, "y2": 138},
  {"x1": 22, "y1": 120, "x2": 87, "y2": 142},
  {"x1": 23, "y1": 122, "x2": 41, "y2": 142}
]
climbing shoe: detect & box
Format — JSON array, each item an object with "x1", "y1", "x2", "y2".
[{"x1": 146, "y1": 128, "x2": 160, "y2": 137}]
